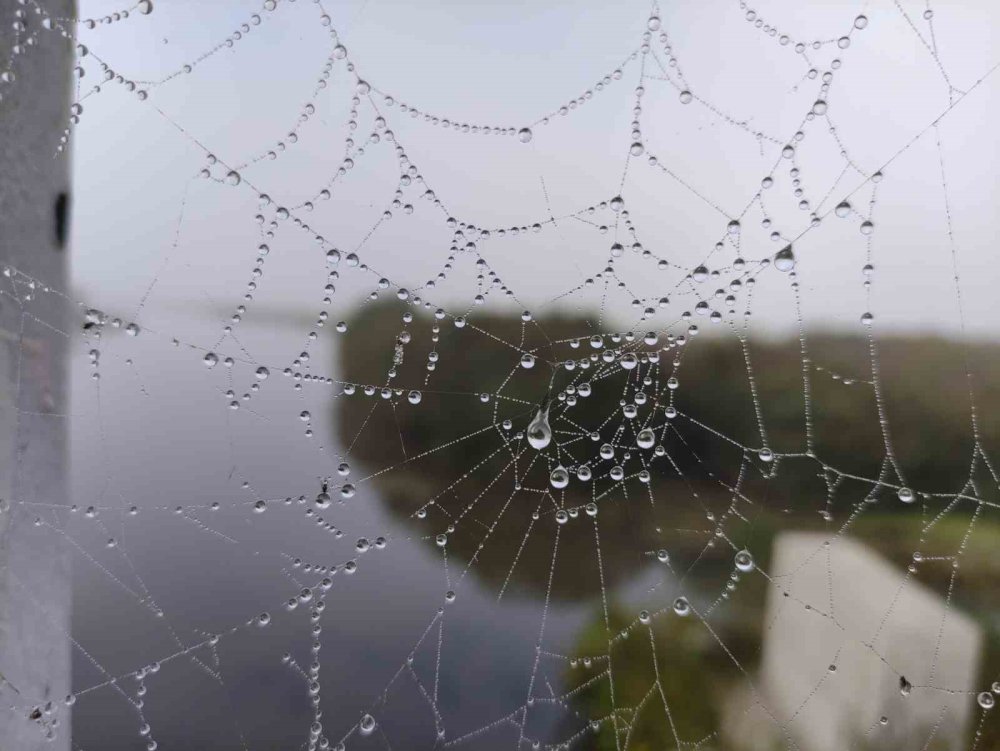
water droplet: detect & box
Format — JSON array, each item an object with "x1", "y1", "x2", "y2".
[
  {"x1": 517, "y1": 128, "x2": 533, "y2": 143},
  {"x1": 408, "y1": 390, "x2": 422, "y2": 404},
  {"x1": 758, "y1": 448, "x2": 774, "y2": 462},
  {"x1": 550, "y1": 466, "x2": 569, "y2": 489},
  {"x1": 527, "y1": 405, "x2": 552, "y2": 450},
  {"x1": 679, "y1": 90, "x2": 693, "y2": 104},
  {"x1": 360, "y1": 714, "x2": 376, "y2": 735},
  {"x1": 226, "y1": 170, "x2": 241, "y2": 186},
  {"x1": 125, "y1": 323, "x2": 140, "y2": 336},
  {"x1": 899, "y1": 676, "x2": 912, "y2": 696},
  {"x1": 673, "y1": 597, "x2": 691, "y2": 616},
  {"x1": 636, "y1": 428, "x2": 655, "y2": 449},
  {"x1": 773, "y1": 245, "x2": 796, "y2": 272},
  {"x1": 255, "y1": 366, "x2": 269, "y2": 380},
  {"x1": 555, "y1": 510, "x2": 569, "y2": 525},
  {"x1": 860, "y1": 220, "x2": 874, "y2": 235},
  {"x1": 979, "y1": 692, "x2": 996, "y2": 710},
  {"x1": 520, "y1": 353, "x2": 536, "y2": 369},
  {"x1": 854, "y1": 14, "x2": 868, "y2": 29},
  {"x1": 735, "y1": 550, "x2": 755, "y2": 572},
  {"x1": 138, "y1": 0, "x2": 153, "y2": 14},
  {"x1": 257, "y1": 612, "x2": 271, "y2": 627},
  {"x1": 620, "y1": 353, "x2": 638, "y2": 370},
  {"x1": 610, "y1": 195, "x2": 624, "y2": 212},
  {"x1": 647, "y1": 15, "x2": 661, "y2": 31},
  {"x1": 897, "y1": 487, "x2": 914, "y2": 503},
  {"x1": 629, "y1": 142, "x2": 644, "y2": 156},
  {"x1": 860, "y1": 312, "x2": 874, "y2": 326},
  {"x1": 203, "y1": 352, "x2": 219, "y2": 368},
  {"x1": 835, "y1": 201, "x2": 852, "y2": 218}
]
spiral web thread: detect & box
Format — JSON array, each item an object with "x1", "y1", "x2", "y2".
[{"x1": 1, "y1": 0, "x2": 999, "y2": 750}]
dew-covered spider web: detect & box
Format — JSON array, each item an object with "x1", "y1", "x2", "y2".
[{"x1": 2, "y1": 1, "x2": 1000, "y2": 750}]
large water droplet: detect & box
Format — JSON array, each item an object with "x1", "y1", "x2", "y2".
[
  {"x1": 360, "y1": 714, "x2": 377, "y2": 735},
  {"x1": 774, "y1": 245, "x2": 796, "y2": 272},
  {"x1": 636, "y1": 428, "x2": 655, "y2": 449},
  {"x1": 527, "y1": 405, "x2": 552, "y2": 450},
  {"x1": 550, "y1": 466, "x2": 569, "y2": 489},
  {"x1": 899, "y1": 676, "x2": 912, "y2": 697},
  {"x1": 735, "y1": 550, "x2": 755, "y2": 572}
]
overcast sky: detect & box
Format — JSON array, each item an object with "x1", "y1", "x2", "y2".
[{"x1": 70, "y1": 0, "x2": 1000, "y2": 342}]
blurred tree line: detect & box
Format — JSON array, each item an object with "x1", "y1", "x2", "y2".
[{"x1": 334, "y1": 300, "x2": 1000, "y2": 750}]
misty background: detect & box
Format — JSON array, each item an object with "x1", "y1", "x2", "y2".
[{"x1": 2, "y1": 0, "x2": 998, "y2": 749}]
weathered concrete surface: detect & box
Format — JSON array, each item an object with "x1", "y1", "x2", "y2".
[
  {"x1": 0, "y1": 1, "x2": 74, "y2": 749},
  {"x1": 723, "y1": 531, "x2": 983, "y2": 751}
]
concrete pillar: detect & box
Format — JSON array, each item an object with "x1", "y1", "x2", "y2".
[
  {"x1": 0, "y1": 1, "x2": 75, "y2": 749},
  {"x1": 724, "y1": 531, "x2": 983, "y2": 751}
]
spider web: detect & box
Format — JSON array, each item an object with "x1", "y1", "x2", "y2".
[{"x1": 1, "y1": 1, "x2": 1000, "y2": 750}]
